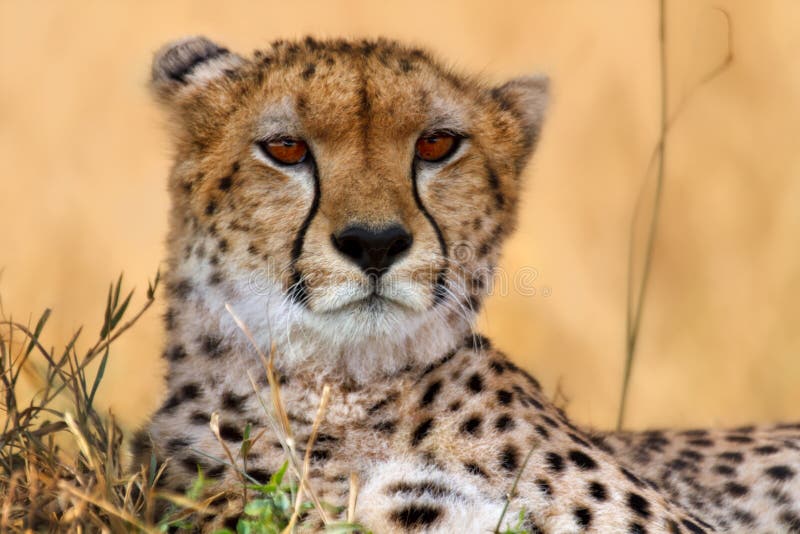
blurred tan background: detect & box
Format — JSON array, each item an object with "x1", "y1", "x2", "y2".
[{"x1": 1, "y1": 0, "x2": 798, "y2": 432}]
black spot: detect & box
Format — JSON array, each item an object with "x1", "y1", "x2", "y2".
[
  {"x1": 589, "y1": 481, "x2": 608, "y2": 501},
  {"x1": 666, "y1": 520, "x2": 681, "y2": 534},
  {"x1": 158, "y1": 394, "x2": 182, "y2": 414},
  {"x1": 534, "y1": 424, "x2": 550, "y2": 440},
  {"x1": 218, "y1": 238, "x2": 229, "y2": 253},
  {"x1": 568, "y1": 433, "x2": 592, "y2": 448},
  {"x1": 179, "y1": 455, "x2": 203, "y2": 473},
  {"x1": 169, "y1": 279, "x2": 193, "y2": 300},
  {"x1": 247, "y1": 243, "x2": 259, "y2": 255},
  {"x1": 681, "y1": 519, "x2": 706, "y2": 534},
  {"x1": 779, "y1": 511, "x2": 800, "y2": 531},
  {"x1": 420, "y1": 349, "x2": 456, "y2": 377},
  {"x1": 420, "y1": 380, "x2": 442, "y2": 407},
  {"x1": 208, "y1": 271, "x2": 222, "y2": 285},
  {"x1": 725, "y1": 435, "x2": 753, "y2": 444},
  {"x1": 222, "y1": 391, "x2": 247, "y2": 412},
  {"x1": 495, "y1": 414, "x2": 515, "y2": 432},
  {"x1": 732, "y1": 509, "x2": 755, "y2": 525},
  {"x1": 130, "y1": 429, "x2": 151, "y2": 457},
  {"x1": 206, "y1": 464, "x2": 226, "y2": 478},
  {"x1": 489, "y1": 360, "x2": 505, "y2": 374},
  {"x1": 629, "y1": 523, "x2": 647, "y2": 534},
  {"x1": 180, "y1": 383, "x2": 201, "y2": 400},
  {"x1": 497, "y1": 389, "x2": 513, "y2": 405},
  {"x1": 724, "y1": 481, "x2": 748, "y2": 497},
  {"x1": 164, "y1": 308, "x2": 176, "y2": 330},
  {"x1": 448, "y1": 401, "x2": 462, "y2": 412},
  {"x1": 460, "y1": 416, "x2": 482, "y2": 436},
  {"x1": 166, "y1": 345, "x2": 187, "y2": 361},
  {"x1": 390, "y1": 504, "x2": 442, "y2": 528},
  {"x1": 166, "y1": 437, "x2": 189, "y2": 451},
  {"x1": 205, "y1": 200, "x2": 217, "y2": 215},
  {"x1": 569, "y1": 450, "x2": 598, "y2": 471},
  {"x1": 223, "y1": 516, "x2": 239, "y2": 530},
  {"x1": 712, "y1": 464, "x2": 736, "y2": 476},
  {"x1": 573, "y1": 507, "x2": 592, "y2": 528},
  {"x1": 680, "y1": 449, "x2": 704, "y2": 462},
  {"x1": 466, "y1": 373, "x2": 484, "y2": 393},
  {"x1": 374, "y1": 420, "x2": 397, "y2": 434},
  {"x1": 310, "y1": 449, "x2": 330, "y2": 461},
  {"x1": 218, "y1": 176, "x2": 233, "y2": 190},
  {"x1": 219, "y1": 423, "x2": 244, "y2": 442},
  {"x1": 542, "y1": 415, "x2": 560, "y2": 428},
  {"x1": 500, "y1": 444, "x2": 519, "y2": 471},
  {"x1": 754, "y1": 445, "x2": 779, "y2": 455},
  {"x1": 200, "y1": 334, "x2": 224, "y2": 358},
  {"x1": 536, "y1": 478, "x2": 552, "y2": 496},
  {"x1": 718, "y1": 451, "x2": 744, "y2": 463},
  {"x1": 411, "y1": 418, "x2": 434, "y2": 446},
  {"x1": 627, "y1": 492, "x2": 651, "y2": 519},
  {"x1": 687, "y1": 438, "x2": 714, "y2": 447},
  {"x1": 245, "y1": 468, "x2": 272, "y2": 483},
  {"x1": 301, "y1": 62, "x2": 316, "y2": 79},
  {"x1": 620, "y1": 467, "x2": 645, "y2": 487},
  {"x1": 464, "y1": 462, "x2": 488, "y2": 478},
  {"x1": 765, "y1": 465, "x2": 795, "y2": 481},
  {"x1": 546, "y1": 452, "x2": 565, "y2": 473},
  {"x1": 189, "y1": 411, "x2": 209, "y2": 425},
  {"x1": 367, "y1": 395, "x2": 396, "y2": 414}
]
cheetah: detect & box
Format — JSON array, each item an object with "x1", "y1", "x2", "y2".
[{"x1": 132, "y1": 36, "x2": 800, "y2": 533}]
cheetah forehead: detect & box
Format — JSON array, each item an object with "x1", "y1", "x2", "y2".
[{"x1": 150, "y1": 35, "x2": 548, "y2": 159}]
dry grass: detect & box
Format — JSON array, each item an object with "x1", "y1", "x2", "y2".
[{"x1": 0, "y1": 274, "x2": 532, "y2": 532}]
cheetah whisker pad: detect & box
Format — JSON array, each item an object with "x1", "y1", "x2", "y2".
[{"x1": 135, "y1": 36, "x2": 800, "y2": 533}]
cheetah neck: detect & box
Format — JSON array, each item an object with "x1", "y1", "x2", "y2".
[{"x1": 163, "y1": 266, "x2": 476, "y2": 385}]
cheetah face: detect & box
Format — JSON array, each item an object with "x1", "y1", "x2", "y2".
[{"x1": 154, "y1": 37, "x2": 547, "y2": 365}]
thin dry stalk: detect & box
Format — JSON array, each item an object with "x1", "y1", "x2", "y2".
[
  {"x1": 209, "y1": 412, "x2": 249, "y2": 504},
  {"x1": 284, "y1": 384, "x2": 331, "y2": 533},
  {"x1": 347, "y1": 472, "x2": 359, "y2": 524},
  {"x1": 57, "y1": 481, "x2": 155, "y2": 533},
  {"x1": 226, "y1": 303, "x2": 333, "y2": 527},
  {"x1": 618, "y1": 1, "x2": 733, "y2": 430}
]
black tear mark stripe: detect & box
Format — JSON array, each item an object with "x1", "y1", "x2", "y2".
[
  {"x1": 411, "y1": 165, "x2": 449, "y2": 305},
  {"x1": 288, "y1": 156, "x2": 320, "y2": 305}
]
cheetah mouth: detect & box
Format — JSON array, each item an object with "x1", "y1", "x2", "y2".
[{"x1": 315, "y1": 285, "x2": 422, "y2": 316}]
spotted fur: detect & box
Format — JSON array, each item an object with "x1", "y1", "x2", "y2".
[{"x1": 134, "y1": 36, "x2": 799, "y2": 533}]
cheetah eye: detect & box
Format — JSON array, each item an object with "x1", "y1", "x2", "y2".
[
  {"x1": 257, "y1": 138, "x2": 309, "y2": 165},
  {"x1": 415, "y1": 133, "x2": 461, "y2": 163}
]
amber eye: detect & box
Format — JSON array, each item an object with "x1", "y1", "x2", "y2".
[
  {"x1": 415, "y1": 133, "x2": 459, "y2": 162},
  {"x1": 259, "y1": 138, "x2": 309, "y2": 165}
]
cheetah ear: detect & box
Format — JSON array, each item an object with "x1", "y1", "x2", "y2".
[
  {"x1": 151, "y1": 36, "x2": 244, "y2": 102},
  {"x1": 491, "y1": 74, "x2": 549, "y2": 156}
]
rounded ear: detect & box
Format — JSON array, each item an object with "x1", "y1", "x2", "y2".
[
  {"x1": 491, "y1": 74, "x2": 550, "y2": 156},
  {"x1": 151, "y1": 36, "x2": 244, "y2": 103}
]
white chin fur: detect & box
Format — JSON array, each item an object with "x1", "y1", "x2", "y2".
[{"x1": 202, "y1": 275, "x2": 472, "y2": 384}]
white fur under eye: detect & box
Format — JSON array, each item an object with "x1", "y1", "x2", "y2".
[
  {"x1": 415, "y1": 137, "x2": 471, "y2": 186},
  {"x1": 250, "y1": 144, "x2": 315, "y2": 194}
]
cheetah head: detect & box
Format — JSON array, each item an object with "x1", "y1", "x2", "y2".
[{"x1": 154, "y1": 37, "x2": 547, "y2": 380}]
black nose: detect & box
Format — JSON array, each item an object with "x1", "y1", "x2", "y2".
[{"x1": 331, "y1": 224, "x2": 413, "y2": 276}]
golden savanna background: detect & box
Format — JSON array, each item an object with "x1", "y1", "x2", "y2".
[{"x1": 1, "y1": 0, "x2": 798, "y2": 434}]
